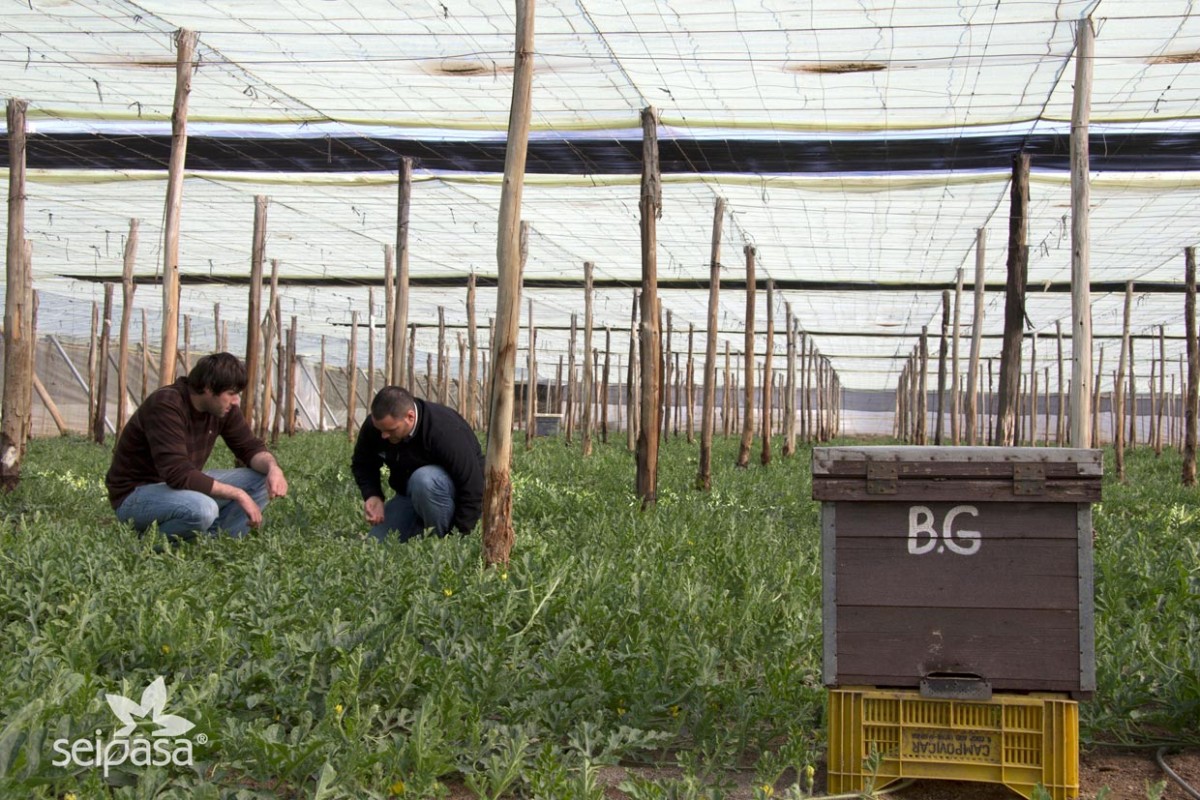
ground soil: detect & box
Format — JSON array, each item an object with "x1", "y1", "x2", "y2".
[{"x1": 578, "y1": 748, "x2": 1200, "y2": 799}]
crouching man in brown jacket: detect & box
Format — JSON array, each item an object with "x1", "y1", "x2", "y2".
[{"x1": 105, "y1": 352, "x2": 288, "y2": 541}]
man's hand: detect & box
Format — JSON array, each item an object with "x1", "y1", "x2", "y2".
[
  {"x1": 250, "y1": 452, "x2": 288, "y2": 498},
  {"x1": 364, "y1": 496, "x2": 385, "y2": 525},
  {"x1": 266, "y1": 464, "x2": 288, "y2": 499},
  {"x1": 238, "y1": 491, "x2": 264, "y2": 528}
]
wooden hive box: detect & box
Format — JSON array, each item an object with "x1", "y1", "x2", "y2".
[{"x1": 812, "y1": 446, "x2": 1102, "y2": 699}]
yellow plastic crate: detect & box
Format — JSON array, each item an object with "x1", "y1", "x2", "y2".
[{"x1": 827, "y1": 687, "x2": 1079, "y2": 800}]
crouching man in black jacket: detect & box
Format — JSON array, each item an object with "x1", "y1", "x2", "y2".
[{"x1": 351, "y1": 386, "x2": 484, "y2": 541}]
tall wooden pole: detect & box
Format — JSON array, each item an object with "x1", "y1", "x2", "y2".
[
  {"x1": 367, "y1": 288, "x2": 377, "y2": 406},
  {"x1": 994, "y1": 153, "x2": 1030, "y2": 446},
  {"x1": 1070, "y1": 17, "x2": 1095, "y2": 448},
  {"x1": 93, "y1": 284, "x2": 115, "y2": 444},
  {"x1": 722, "y1": 340, "x2": 732, "y2": 438},
  {"x1": 966, "y1": 228, "x2": 986, "y2": 445},
  {"x1": 1092, "y1": 346, "x2": 1105, "y2": 447},
  {"x1": 784, "y1": 310, "x2": 797, "y2": 456},
  {"x1": 259, "y1": 259, "x2": 279, "y2": 438},
  {"x1": 526, "y1": 299, "x2": 536, "y2": 448},
  {"x1": 467, "y1": 273, "x2": 478, "y2": 427},
  {"x1": 244, "y1": 195, "x2": 267, "y2": 426},
  {"x1": 761, "y1": 279, "x2": 774, "y2": 466},
  {"x1": 393, "y1": 157, "x2": 413, "y2": 388},
  {"x1": 116, "y1": 219, "x2": 139, "y2": 435},
  {"x1": 436, "y1": 306, "x2": 447, "y2": 405},
  {"x1": 1184, "y1": 248, "x2": 1198, "y2": 485},
  {"x1": 936, "y1": 290, "x2": 950, "y2": 445},
  {"x1": 384, "y1": 246, "x2": 394, "y2": 383},
  {"x1": 602, "y1": 327, "x2": 612, "y2": 443},
  {"x1": 685, "y1": 323, "x2": 695, "y2": 444},
  {"x1": 319, "y1": 335, "x2": 327, "y2": 430},
  {"x1": 159, "y1": 29, "x2": 196, "y2": 387},
  {"x1": 285, "y1": 317, "x2": 298, "y2": 435},
  {"x1": 1056, "y1": 320, "x2": 1066, "y2": 445},
  {"x1": 917, "y1": 328, "x2": 929, "y2": 444},
  {"x1": 566, "y1": 314, "x2": 577, "y2": 444},
  {"x1": 1029, "y1": 332, "x2": 1039, "y2": 446},
  {"x1": 1116, "y1": 282, "x2": 1132, "y2": 480},
  {"x1": 582, "y1": 261, "x2": 595, "y2": 456},
  {"x1": 697, "y1": 198, "x2": 724, "y2": 488},
  {"x1": 736, "y1": 245, "x2": 757, "y2": 467},
  {"x1": 88, "y1": 304, "x2": 99, "y2": 440},
  {"x1": 458, "y1": 332, "x2": 467, "y2": 418},
  {"x1": 662, "y1": 310, "x2": 672, "y2": 443},
  {"x1": 1157, "y1": 325, "x2": 1167, "y2": 455},
  {"x1": 481, "y1": 0, "x2": 534, "y2": 564},
  {"x1": 1, "y1": 98, "x2": 32, "y2": 489},
  {"x1": 347, "y1": 311, "x2": 358, "y2": 439},
  {"x1": 1128, "y1": 337, "x2": 1138, "y2": 447},
  {"x1": 141, "y1": 309, "x2": 150, "y2": 400},
  {"x1": 951, "y1": 268, "x2": 963, "y2": 443},
  {"x1": 635, "y1": 106, "x2": 662, "y2": 507},
  {"x1": 627, "y1": 289, "x2": 638, "y2": 452}
]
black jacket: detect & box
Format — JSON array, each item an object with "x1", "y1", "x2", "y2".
[{"x1": 351, "y1": 398, "x2": 485, "y2": 534}]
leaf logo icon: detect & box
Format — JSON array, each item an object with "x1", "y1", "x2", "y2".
[{"x1": 105, "y1": 676, "x2": 195, "y2": 738}]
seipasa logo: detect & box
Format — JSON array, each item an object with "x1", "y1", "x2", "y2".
[{"x1": 51, "y1": 676, "x2": 206, "y2": 777}]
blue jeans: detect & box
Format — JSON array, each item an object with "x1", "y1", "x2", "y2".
[
  {"x1": 370, "y1": 465, "x2": 456, "y2": 542},
  {"x1": 115, "y1": 468, "x2": 269, "y2": 541}
]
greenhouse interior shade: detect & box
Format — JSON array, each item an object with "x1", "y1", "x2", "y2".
[{"x1": 3, "y1": 0, "x2": 1200, "y2": 394}]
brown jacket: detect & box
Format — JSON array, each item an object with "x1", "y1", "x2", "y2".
[{"x1": 105, "y1": 379, "x2": 267, "y2": 508}]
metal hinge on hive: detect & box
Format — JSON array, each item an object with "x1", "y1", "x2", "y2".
[{"x1": 1013, "y1": 463, "x2": 1045, "y2": 496}]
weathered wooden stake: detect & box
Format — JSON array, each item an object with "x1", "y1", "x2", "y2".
[
  {"x1": 951, "y1": 268, "x2": 963, "y2": 443},
  {"x1": 761, "y1": 279, "x2": 775, "y2": 465},
  {"x1": 936, "y1": 290, "x2": 950, "y2": 444},
  {"x1": 93, "y1": 284, "x2": 114, "y2": 443},
  {"x1": 966, "y1": 228, "x2": 986, "y2": 445},
  {"x1": 1092, "y1": 346, "x2": 1105, "y2": 447},
  {"x1": 1157, "y1": 325, "x2": 1167, "y2": 455},
  {"x1": 636, "y1": 106, "x2": 662, "y2": 507},
  {"x1": 1185, "y1": 248, "x2": 1198, "y2": 485},
  {"x1": 319, "y1": 335, "x2": 327, "y2": 430},
  {"x1": 392, "y1": 157, "x2": 413, "y2": 388},
  {"x1": 467, "y1": 273, "x2": 478, "y2": 427},
  {"x1": 158, "y1": 29, "x2": 196, "y2": 387},
  {"x1": 1, "y1": 97, "x2": 33, "y2": 490},
  {"x1": 285, "y1": 317, "x2": 297, "y2": 435},
  {"x1": 347, "y1": 311, "x2": 359, "y2": 439},
  {"x1": 602, "y1": 327, "x2": 612, "y2": 443},
  {"x1": 1116, "y1": 282, "x2": 1132, "y2": 479},
  {"x1": 995, "y1": 153, "x2": 1030, "y2": 446},
  {"x1": 116, "y1": 219, "x2": 139, "y2": 435},
  {"x1": 384, "y1": 245, "x2": 394, "y2": 384},
  {"x1": 141, "y1": 309, "x2": 150, "y2": 400},
  {"x1": 1069, "y1": 17, "x2": 1095, "y2": 448},
  {"x1": 627, "y1": 289, "x2": 638, "y2": 452},
  {"x1": 566, "y1": 314, "x2": 577, "y2": 444},
  {"x1": 582, "y1": 261, "x2": 595, "y2": 456},
  {"x1": 244, "y1": 195, "x2": 267, "y2": 427},
  {"x1": 88, "y1": 302, "x2": 99, "y2": 439},
  {"x1": 367, "y1": 288, "x2": 377, "y2": 406},
  {"x1": 736, "y1": 246, "x2": 756, "y2": 467},
  {"x1": 525, "y1": 299, "x2": 536, "y2": 449},
  {"x1": 685, "y1": 324, "x2": 695, "y2": 443},
  {"x1": 1029, "y1": 332, "x2": 1039, "y2": 446}
]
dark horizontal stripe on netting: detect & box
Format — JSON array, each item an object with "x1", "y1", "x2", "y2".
[
  {"x1": 59, "y1": 273, "x2": 1193, "y2": 293},
  {"x1": 9, "y1": 131, "x2": 1200, "y2": 173}
]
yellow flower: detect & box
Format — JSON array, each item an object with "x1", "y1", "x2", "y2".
[
  {"x1": 160, "y1": 644, "x2": 171, "y2": 655},
  {"x1": 443, "y1": 588, "x2": 453, "y2": 597},
  {"x1": 500, "y1": 572, "x2": 508, "y2": 581},
  {"x1": 804, "y1": 764, "x2": 816, "y2": 789},
  {"x1": 389, "y1": 779, "x2": 406, "y2": 796},
  {"x1": 669, "y1": 705, "x2": 681, "y2": 718},
  {"x1": 760, "y1": 784, "x2": 774, "y2": 798},
  {"x1": 334, "y1": 704, "x2": 344, "y2": 715},
  {"x1": 64, "y1": 794, "x2": 78, "y2": 800}
]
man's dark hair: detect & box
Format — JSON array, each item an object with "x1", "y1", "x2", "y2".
[
  {"x1": 371, "y1": 386, "x2": 416, "y2": 421},
  {"x1": 187, "y1": 352, "x2": 248, "y2": 395}
]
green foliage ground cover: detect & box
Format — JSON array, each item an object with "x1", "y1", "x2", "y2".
[{"x1": 0, "y1": 434, "x2": 1197, "y2": 798}]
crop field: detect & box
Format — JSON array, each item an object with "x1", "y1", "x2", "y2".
[{"x1": 1, "y1": 434, "x2": 1198, "y2": 799}]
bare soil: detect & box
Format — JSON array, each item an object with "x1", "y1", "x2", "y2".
[{"x1": 579, "y1": 748, "x2": 1200, "y2": 799}]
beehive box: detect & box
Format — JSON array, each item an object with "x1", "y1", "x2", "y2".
[
  {"x1": 813, "y1": 446, "x2": 1101, "y2": 697},
  {"x1": 827, "y1": 687, "x2": 1079, "y2": 800},
  {"x1": 534, "y1": 413, "x2": 563, "y2": 437}
]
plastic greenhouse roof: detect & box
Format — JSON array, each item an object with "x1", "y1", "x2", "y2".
[{"x1": 3, "y1": 0, "x2": 1200, "y2": 392}]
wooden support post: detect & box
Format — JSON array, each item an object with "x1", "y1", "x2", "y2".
[
  {"x1": 115, "y1": 219, "x2": 139, "y2": 435},
  {"x1": 244, "y1": 195, "x2": 267, "y2": 427},
  {"x1": 182, "y1": 314, "x2": 191, "y2": 374},
  {"x1": 1185, "y1": 248, "x2": 1198, "y2": 485},
  {"x1": 384, "y1": 245, "x2": 394, "y2": 384},
  {"x1": 672, "y1": 351, "x2": 681, "y2": 437},
  {"x1": 458, "y1": 332, "x2": 467, "y2": 418},
  {"x1": 158, "y1": 29, "x2": 196, "y2": 387},
  {"x1": 966, "y1": 228, "x2": 985, "y2": 445},
  {"x1": 1128, "y1": 334, "x2": 1138, "y2": 448},
  {"x1": 1030, "y1": 332, "x2": 1039, "y2": 446},
  {"x1": 271, "y1": 292, "x2": 284, "y2": 444},
  {"x1": 436, "y1": 306, "x2": 447, "y2": 405},
  {"x1": 367, "y1": 288, "x2": 377, "y2": 407},
  {"x1": 722, "y1": 340, "x2": 732, "y2": 438},
  {"x1": 526, "y1": 299, "x2": 536, "y2": 449},
  {"x1": 761, "y1": 279, "x2": 775, "y2": 466},
  {"x1": 213, "y1": 302, "x2": 221, "y2": 351},
  {"x1": 481, "y1": 0, "x2": 535, "y2": 561},
  {"x1": 285, "y1": 317, "x2": 297, "y2": 435},
  {"x1": 1056, "y1": 320, "x2": 1066, "y2": 445},
  {"x1": 141, "y1": 309, "x2": 150, "y2": 400},
  {"x1": 602, "y1": 327, "x2": 611, "y2": 443},
  {"x1": 555, "y1": 355, "x2": 564, "y2": 417},
  {"x1": 566, "y1": 314, "x2": 577, "y2": 444},
  {"x1": 1, "y1": 98, "x2": 32, "y2": 489},
  {"x1": 995, "y1": 153, "x2": 1030, "y2": 446},
  {"x1": 1116, "y1": 282, "x2": 1132, "y2": 479},
  {"x1": 467, "y1": 273, "x2": 478, "y2": 427},
  {"x1": 736, "y1": 245, "x2": 757, "y2": 467},
  {"x1": 951, "y1": 268, "x2": 963, "y2": 444},
  {"x1": 1092, "y1": 346, "x2": 1105, "y2": 447},
  {"x1": 917, "y1": 329, "x2": 929, "y2": 444},
  {"x1": 393, "y1": 157, "x2": 413, "y2": 388},
  {"x1": 1150, "y1": 353, "x2": 1158, "y2": 453},
  {"x1": 582, "y1": 261, "x2": 595, "y2": 455},
  {"x1": 1157, "y1": 325, "x2": 1167, "y2": 455},
  {"x1": 627, "y1": 289, "x2": 638, "y2": 452},
  {"x1": 636, "y1": 106, "x2": 662, "y2": 507},
  {"x1": 662, "y1": 309, "x2": 672, "y2": 443},
  {"x1": 408, "y1": 324, "x2": 417, "y2": 395},
  {"x1": 685, "y1": 323, "x2": 695, "y2": 444},
  {"x1": 1069, "y1": 16, "x2": 1095, "y2": 447},
  {"x1": 88, "y1": 303, "x2": 99, "y2": 440},
  {"x1": 319, "y1": 335, "x2": 327, "y2": 431},
  {"x1": 259, "y1": 259, "x2": 279, "y2": 438},
  {"x1": 93, "y1": 284, "x2": 114, "y2": 443},
  {"x1": 784, "y1": 310, "x2": 798, "y2": 456},
  {"x1": 936, "y1": 290, "x2": 950, "y2": 445},
  {"x1": 347, "y1": 310, "x2": 359, "y2": 439},
  {"x1": 697, "y1": 198, "x2": 725, "y2": 485}
]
